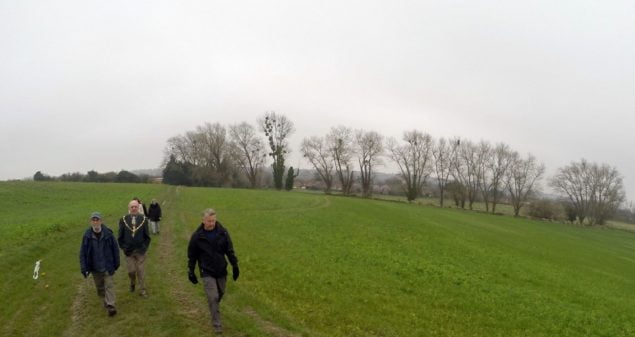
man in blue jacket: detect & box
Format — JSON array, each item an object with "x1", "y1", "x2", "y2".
[{"x1": 80, "y1": 211, "x2": 120, "y2": 316}]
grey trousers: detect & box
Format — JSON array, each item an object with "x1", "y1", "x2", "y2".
[
  {"x1": 92, "y1": 272, "x2": 115, "y2": 307},
  {"x1": 126, "y1": 252, "x2": 146, "y2": 291},
  {"x1": 202, "y1": 276, "x2": 227, "y2": 331},
  {"x1": 149, "y1": 221, "x2": 160, "y2": 234}
]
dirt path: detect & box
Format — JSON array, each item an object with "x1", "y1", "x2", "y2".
[
  {"x1": 62, "y1": 278, "x2": 90, "y2": 337},
  {"x1": 155, "y1": 186, "x2": 208, "y2": 322}
]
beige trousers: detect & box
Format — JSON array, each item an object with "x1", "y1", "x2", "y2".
[{"x1": 125, "y1": 252, "x2": 146, "y2": 291}]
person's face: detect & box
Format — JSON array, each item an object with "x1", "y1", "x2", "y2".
[
  {"x1": 202, "y1": 214, "x2": 216, "y2": 231},
  {"x1": 129, "y1": 201, "x2": 140, "y2": 215},
  {"x1": 91, "y1": 217, "x2": 102, "y2": 232}
]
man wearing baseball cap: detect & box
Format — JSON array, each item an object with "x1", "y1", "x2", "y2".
[{"x1": 79, "y1": 211, "x2": 120, "y2": 316}]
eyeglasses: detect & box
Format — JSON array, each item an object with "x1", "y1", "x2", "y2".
[{"x1": 91, "y1": 218, "x2": 101, "y2": 221}]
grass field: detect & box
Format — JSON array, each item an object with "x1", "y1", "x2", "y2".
[{"x1": 1, "y1": 181, "x2": 635, "y2": 336}]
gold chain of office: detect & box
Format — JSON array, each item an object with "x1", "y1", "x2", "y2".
[{"x1": 122, "y1": 215, "x2": 147, "y2": 238}]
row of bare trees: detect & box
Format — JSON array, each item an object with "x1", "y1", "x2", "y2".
[
  {"x1": 300, "y1": 127, "x2": 384, "y2": 197},
  {"x1": 163, "y1": 112, "x2": 295, "y2": 189},
  {"x1": 164, "y1": 121, "x2": 267, "y2": 188},
  {"x1": 162, "y1": 115, "x2": 626, "y2": 223},
  {"x1": 302, "y1": 127, "x2": 546, "y2": 216}
]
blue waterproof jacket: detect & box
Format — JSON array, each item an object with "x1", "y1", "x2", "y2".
[{"x1": 79, "y1": 225, "x2": 120, "y2": 275}]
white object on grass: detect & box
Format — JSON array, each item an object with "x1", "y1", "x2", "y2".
[{"x1": 33, "y1": 260, "x2": 41, "y2": 280}]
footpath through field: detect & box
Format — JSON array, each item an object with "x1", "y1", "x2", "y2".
[
  {"x1": 63, "y1": 186, "x2": 303, "y2": 337},
  {"x1": 0, "y1": 183, "x2": 301, "y2": 337}
]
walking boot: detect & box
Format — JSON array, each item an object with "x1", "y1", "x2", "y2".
[{"x1": 107, "y1": 305, "x2": 117, "y2": 317}]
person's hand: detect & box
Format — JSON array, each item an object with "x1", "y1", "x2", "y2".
[
  {"x1": 83, "y1": 271, "x2": 89, "y2": 278},
  {"x1": 232, "y1": 265, "x2": 240, "y2": 281},
  {"x1": 188, "y1": 270, "x2": 198, "y2": 284}
]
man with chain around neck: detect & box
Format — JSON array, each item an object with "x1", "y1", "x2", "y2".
[{"x1": 118, "y1": 199, "x2": 151, "y2": 297}]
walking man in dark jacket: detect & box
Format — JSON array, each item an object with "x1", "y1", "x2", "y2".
[
  {"x1": 187, "y1": 208, "x2": 240, "y2": 334},
  {"x1": 118, "y1": 199, "x2": 151, "y2": 297},
  {"x1": 79, "y1": 211, "x2": 120, "y2": 316},
  {"x1": 147, "y1": 199, "x2": 162, "y2": 235}
]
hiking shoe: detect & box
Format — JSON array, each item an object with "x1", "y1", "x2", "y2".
[
  {"x1": 107, "y1": 306, "x2": 117, "y2": 317},
  {"x1": 129, "y1": 284, "x2": 135, "y2": 292}
]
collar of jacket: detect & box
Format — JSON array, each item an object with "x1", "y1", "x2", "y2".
[
  {"x1": 195, "y1": 221, "x2": 227, "y2": 238},
  {"x1": 84, "y1": 225, "x2": 114, "y2": 239}
]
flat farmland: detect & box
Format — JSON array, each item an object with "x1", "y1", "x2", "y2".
[{"x1": 1, "y1": 181, "x2": 634, "y2": 336}]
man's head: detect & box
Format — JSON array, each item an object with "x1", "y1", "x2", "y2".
[
  {"x1": 129, "y1": 200, "x2": 140, "y2": 215},
  {"x1": 90, "y1": 212, "x2": 103, "y2": 233},
  {"x1": 202, "y1": 208, "x2": 217, "y2": 231}
]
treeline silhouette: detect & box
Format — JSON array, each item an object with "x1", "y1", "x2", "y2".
[{"x1": 32, "y1": 170, "x2": 155, "y2": 184}]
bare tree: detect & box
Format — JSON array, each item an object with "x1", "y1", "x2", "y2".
[
  {"x1": 229, "y1": 122, "x2": 267, "y2": 188},
  {"x1": 550, "y1": 159, "x2": 593, "y2": 224},
  {"x1": 432, "y1": 137, "x2": 456, "y2": 207},
  {"x1": 163, "y1": 124, "x2": 235, "y2": 186},
  {"x1": 192, "y1": 123, "x2": 234, "y2": 186},
  {"x1": 355, "y1": 130, "x2": 383, "y2": 198},
  {"x1": 164, "y1": 131, "x2": 203, "y2": 167},
  {"x1": 326, "y1": 126, "x2": 355, "y2": 195},
  {"x1": 452, "y1": 140, "x2": 481, "y2": 210},
  {"x1": 475, "y1": 141, "x2": 493, "y2": 211},
  {"x1": 480, "y1": 142, "x2": 514, "y2": 213},
  {"x1": 259, "y1": 111, "x2": 295, "y2": 190},
  {"x1": 550, "y1": 159, "x2": 625, "y2": 225},
  {"x1": 387, "y1": 130, "x2": 433, "y2": 202},
  {"x1": 301, "y1": 136, "x2": 335, "y2": 193},
  {"x1": 505, "y1": 152, "x2": 545, "y2": 216},
  {"x1": 590, "y1": 164, "x2": 626, "y2": 225},
  {"x1": 164, "y1": 135, "x2": 190, "y2": 165}
]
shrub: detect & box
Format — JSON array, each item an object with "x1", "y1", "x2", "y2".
[{"x1": 526, "y1": 199, "x2": 564, "y2": 221}]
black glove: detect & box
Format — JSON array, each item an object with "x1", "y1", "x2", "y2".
[
  {"x1": 232, "y1": 265, "x2": 240, "y2": 281},
  {"x1": 82, "y1": 271, "x2": 89, "y2": 278},
  {"x1": 188, "y1": 270, "x2": 198, "y2": 284}
]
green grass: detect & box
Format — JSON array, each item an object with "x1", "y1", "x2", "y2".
[{"x1": 1, "y1": 181, "x2": 635, "y2": 336}]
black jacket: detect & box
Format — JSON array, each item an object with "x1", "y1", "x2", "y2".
[
  {"x1": 80, "y1": 225, "x2": 120, "y2": 275},
  {"x1": 117, "y1": 214, "x2": 151, "y2": 256},
  {"x1": 147, "y1": 203, "x2": 162, "y2": 221},
  {"x1": 188, "y1": 222, "x2": 238, "y2": 278}
]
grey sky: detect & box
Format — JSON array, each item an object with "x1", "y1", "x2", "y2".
[{"x1": 1, "y1": 1, "x2": 634, "y2": 199}]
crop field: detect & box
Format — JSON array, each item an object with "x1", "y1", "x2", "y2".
[{"x1": 1, "y1": 181, "x2": 635, "y2": 336}]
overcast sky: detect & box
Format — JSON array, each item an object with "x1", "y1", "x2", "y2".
[{"x1": 1, "y1": 0, "x2": 634, "y2": 199}]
